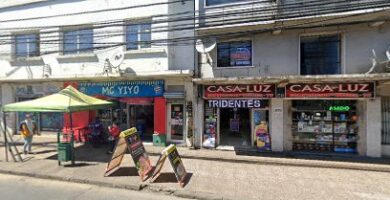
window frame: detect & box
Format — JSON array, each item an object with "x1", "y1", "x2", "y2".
[
  {"x1": 298, "y1": 32, "x2": 345, "y2": 75},
  {"x1": 216, "y1": 39, "x2": 253, "y2": 68},
  {"x1": 125, "y1": 20, "x2": 152, "y2": 51},
  {"x1": 14, "y1": 33, "x2": 40, "y2": 58},
  {"x1": 204, "y1": 0, "x2": 252, "y2": 8},
  {"x1": 62, "y1": 28, "x2": 94, "y2": 55}
]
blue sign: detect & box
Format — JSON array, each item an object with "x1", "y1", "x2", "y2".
[{"x1": 79, "y1": 80, "x2": 164, "y2": 97}]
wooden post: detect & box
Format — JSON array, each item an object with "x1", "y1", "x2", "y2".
[{"x1": 2, "y1": 112, "x2": 8, "y2": 162}]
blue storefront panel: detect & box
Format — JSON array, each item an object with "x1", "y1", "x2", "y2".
[{"x1": 78, "y1": 80, "x2": 164, "y2": 98}]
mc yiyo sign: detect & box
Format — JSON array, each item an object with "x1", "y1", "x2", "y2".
[
  {"x1": 285, "y1": 83, "x2": 375, "y2": 98},
  {"x1": 204, "y1": 84, "x2": 275, "y2": 99}
]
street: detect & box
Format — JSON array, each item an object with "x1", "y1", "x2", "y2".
[{"x1": 0, "y1": 174, "x2": 186, "y2": 200}]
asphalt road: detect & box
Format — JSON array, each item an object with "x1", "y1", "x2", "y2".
[{"x1": 0, "y1": 174, "x2": 186, "y2": 200}]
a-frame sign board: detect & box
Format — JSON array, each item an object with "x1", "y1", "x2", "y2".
[
  {"x1": 104, "y1": 128, "x2": 153, "y2": 181},
  {"x1": 150, "y1": 144, "x2": 187, "y2": 187}
]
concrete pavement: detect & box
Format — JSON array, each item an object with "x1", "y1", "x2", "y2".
[
  {"x1": 0, "y1": 174, "x2": 187, "y2": 200},
  {"x1": 0, "y1": 134, "x2": 390, "y2": 200}
]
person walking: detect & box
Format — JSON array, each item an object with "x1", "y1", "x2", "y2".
[
  {"x1": 19, "y1": 114, "x2": 39, "y2": 155},
  {"x1": 107, "y1": 121, "x2": 120, "y2": 154}
]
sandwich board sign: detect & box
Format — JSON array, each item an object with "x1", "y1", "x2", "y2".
[
  {"x1": 104, "y1": 128, "x2": 153, "y2": 181},
  {"x1": 150, "y1": 144, "x2": 187, "y2": 187}
]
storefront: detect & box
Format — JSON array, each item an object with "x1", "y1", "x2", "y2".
[
  {"x1": 15, "y1": 83, "x2": 63, "y2": 131},
  {"x1": 202, "y1": 84, "x2": 275, "y2": 150},
  {"x1": 78, "y1": 80, "x2": 166, "y2": 142},
  {"x1": 285, "y1": 82, "x2": 375, "y2": 154}
]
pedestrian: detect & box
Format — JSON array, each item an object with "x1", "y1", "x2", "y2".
[
  {"x1": 19, "y1": 114, "x2": 39, "y2": 155},
  {"x1": 107, "y1": 121, "x2": 120, "y2": 154}
]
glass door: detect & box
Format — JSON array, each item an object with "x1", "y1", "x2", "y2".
[{"x1": 168, "y1": 103, "x2": 185, "y2": 143}]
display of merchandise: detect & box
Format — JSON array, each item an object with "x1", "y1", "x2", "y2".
[
  {"x1": 292, "y1": 105, "x2": 358, "y2": 153},
  {"x1": 203, "y1": 108, "x2": 217, "y2": 148}
]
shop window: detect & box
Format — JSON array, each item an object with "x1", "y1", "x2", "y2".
[
  {"x1": 381, "y1": 98, "x2": 390, "y2": 145},
  {"x1": 292, "y1": 100, "x2": 358, "y2": 153},
  {"x1": 206, "y1": 0, "x2": 242, "y2": 6},
  {"x1": 126, "y1": 22, "x2": 152, "y2": 50},
  {"x1": 217, "y1": 40, "x2": 252, "y2": 68},
  {"x1": 40, "y1": 113, "x2": 63, "y2": 131},
  {"x1": 15, "y1": 34, "x2": 40, "y2": 58},
  {"x1": 63, "y1": 28, "x2": 93, "y2": 55},
  {"x1": 300, "y1": 35, "x2": 341, "y2": 75}
]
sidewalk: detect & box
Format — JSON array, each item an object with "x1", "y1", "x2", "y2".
[{"x1": 0, "y1": 135, "x2": 390, "y2": 200}]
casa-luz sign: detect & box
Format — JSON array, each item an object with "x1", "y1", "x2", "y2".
[
  {"x1": 285, "y1": 82, "x2": 375, "y2": 98},
  {"x1": 79, "y1": 80, "x2": 164, "y2": 98},
  {"x1": 204, "y1": 84, "x2": 276, "y2": 99},
  {"x1": 204, "y1": 83, "x2": 375, "y2": 99}
]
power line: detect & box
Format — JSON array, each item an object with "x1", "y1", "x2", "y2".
[
  {"x1": 0, "y1": 0, "x2": 386, "y2": 34},
  {"x1": 0, "y1": 0, "x2": 387, "y2": 42},
  {"x1": 0, "y1": 12, "x2": 387, "y2": 57}
]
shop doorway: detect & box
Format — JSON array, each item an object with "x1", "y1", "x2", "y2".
[
  {"x1": 219, "y1": 108, "x2": 251, "y2": 147},
  {"x1": 128, "y1": 105, "x2": 154, "y2": 142},
  {"x1": 168, "y1": 103, "x2": 185, "y2": 143}
]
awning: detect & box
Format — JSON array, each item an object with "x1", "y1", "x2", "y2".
[
  {"x1": 3, "y1": 85, "x2": 114, "y2": 113},
  {"x1": 164, "y1": 92, "x2": 185, "y2": 99}
]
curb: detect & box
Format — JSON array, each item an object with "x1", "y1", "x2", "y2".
[{"x1": 0, "y1": 168, "x2": 225, "y2": 200}]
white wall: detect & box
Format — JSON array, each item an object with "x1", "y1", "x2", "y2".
[
  {"x1": 0, "y1": 0, "x2": 195, "y2": 81},
  {"x1": 200, "y1": 23, "x2": 390, "y2": 78},
  {"x1": 366, "y1": 98, "x2": 382, "y2": 157}
]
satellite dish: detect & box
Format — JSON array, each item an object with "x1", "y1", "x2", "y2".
[
  {"x1": 108, "y1": 48, "x2": 124, "y2": 68},
  {"x1": 196, "y1": 37, "x2": 217, "y2": 53}
]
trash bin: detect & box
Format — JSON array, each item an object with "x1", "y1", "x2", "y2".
[
  {"x1": 57, "y1": 132, "x2": 75, "y2": 166},
  {"x1": 153, "y1": 133, "x2": 166, "y2": 147}
]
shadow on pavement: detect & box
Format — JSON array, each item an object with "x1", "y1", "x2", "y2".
[
  {"x1": 46, "y1": 143, "x2": 113, "y2": 163},
  {"x1": 63, "y1": 163, "x2": 97, "y2": 168},
  {"x1": 152, "y1": 172, "x2": 193, "y2": 187},
  {"x1": 107, "y1": 167, "x2": 139, "y2": 177}
]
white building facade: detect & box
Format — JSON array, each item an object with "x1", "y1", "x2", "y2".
[
  {"x1": 193, "y1": 0, "x2": 390, "y2": 157},
  {"x1": 0, "y1": 0, "x2": 196, "y2": 145}
]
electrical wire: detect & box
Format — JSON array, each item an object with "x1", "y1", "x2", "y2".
[
  {"x1": 0, "y1": 0, "x2": 387, "y2": 56},
  {"x1": 0, "y1": 0, "x2": 387, "y2": 43},
  {"x1": 1, "y1": 12, "x2": 388, "y2": 57}
]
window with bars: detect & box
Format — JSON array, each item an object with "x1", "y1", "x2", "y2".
[
  {"x1": 300, "y1": 34, "x2": 341, "y2": 75},
  {"x1": 15, "y1": 34, "x2": 40, "y2": 58},
  {"x1": 126, "y1": 22, "x2": 152, "y2": 50},
  {"x1": 381, "y1": 97, "x2": 390, "y2": 145},
  {"x1": 63, "y1": 28, "x2": 93, "y2": 55}
]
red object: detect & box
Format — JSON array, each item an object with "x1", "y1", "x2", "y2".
[
  {"x1": 62, "y1": 83, "x2": 93, "y2": 142},
  {"x1": 63, "y1": 82, "x2": 78, "y2": 88},
  {"x1": 154, "y1": 97, "x2": 166, "y2": 135},
  {"x1": 285, "y1": 83, "x2": 375, "y2": 98},
  {"x1": 119, "y1": 97, "x2": 154, "y2": 105},
  {"x1": 108, "y1": 124, "x2": 121, "y2": 138},
  {"x1": 204, "y1": 84, "x2": 275, "y2": 99},
  {"x1": 63, "y1": 111, "x2": 93, "y2": 142}
]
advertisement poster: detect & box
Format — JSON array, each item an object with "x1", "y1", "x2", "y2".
[
  {"x1": 125, "y1": 130, "x2": 153, "y2": 181},
  {"x1": 151, "y1": 144, "x2": 187, "y2": 187},
  {"x1": 253, "y1": 110, "x2": 271, "y2": 151},
  {"x1": 203, "y1": 112, "x2": 217, "y2": 148},
  {"x1": 166, "y1": 145, "x2": 187, "y2": 186}
]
